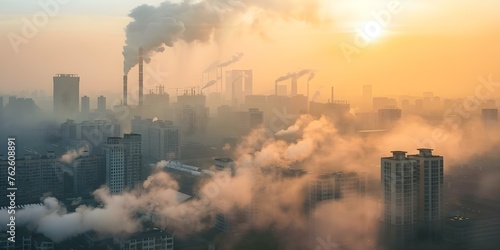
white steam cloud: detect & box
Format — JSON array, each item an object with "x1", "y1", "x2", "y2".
[
  {"x1": 60, "y1": 146, "x2": 89, "y2": 164},
  {"x1": 3, "y1": 114, "x2": 499, "y2": 248}
]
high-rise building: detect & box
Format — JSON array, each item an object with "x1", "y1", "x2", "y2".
[
  {"x1": 225, "y1": 70, "x2": 252, "y2": 105},
  {"x1": 131, "y1": 116, "x2": 180, "y2": 161},
  {"x1": 60, "y1": 119, "x2": 121, "y2": 151},
  {"x1": 237, "y1": 108, "x2": 264, "y2": 135},
  {"x1": 381, "y1": 151, "x2": 419, "y2": 248},
  {"x1": 122, "y1": 133, "x2": 142, "y2": 188},
  {"x1": 175, "y1": 94, "x2": 209, "y2": 136},
  {"x1": 97, "y1": 95, "x2": 106, "y2": 112},
  {"x1": 81, "y1": 95, "x2": 90, "y2": 113},
  {"x1": 373, "y1": 97, "x2": 397, "y2": 112},
  {"x1": 103, "y1": 137, "x2": 125, "y2": 194},
  {"x1": 71, "y1": 152, "x2": 106, "y2": 198},
  {"x1": 381, "y1": 149, "x2": 444, "y2": 248},
  {"x1": 149, "y1": 121, "x2": 180, "y2": 160},
  {"x1": 308, "y1": 172, "x2": 367, "y2": 211},
  {"x1": 111, "y1": 228, "x2": 174, "y2": 250},
  {"x1": 378, "y1": 108, "x2": 402, "y2": 129},
  {"x1": 0, "y1": 152, "x2": 63, "y2": 206},
  {"x1": 408, "y1": 148, "x2": 444, "y2": 240},
  {"x1": 53, "y1": 74, "x2": 79, "y2": 120},
  {"x1": 0, "y1": 96, "x2": 4, "y2": 124},
  {"x1": 307, "y1": 171, "x2": 367, "y2": 247}
]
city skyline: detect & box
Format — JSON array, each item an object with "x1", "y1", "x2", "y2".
[{"x1": 1, "y1": 1, "x2": 500, "y2": 250}]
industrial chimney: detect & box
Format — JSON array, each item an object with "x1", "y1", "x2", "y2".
[
  {"x1": 291, "y1": 77, "x2": 298, "y2": 96},
  {"x1": 123, "y1": 75, "x2": 128, "y2": 105},
  {"x1": 331, "y1": 86, "x2": 334, "y2": 103},
  {"x1": 139, "y1": 47, "x2": 144, "y2": 106}
]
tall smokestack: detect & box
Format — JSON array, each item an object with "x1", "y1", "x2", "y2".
[
  {"x1": 123, "y1": 75, "x2": 128, "y2": 105},
  {"x1": 275, "y1": 83, "x2": 278, "y2": 96},
  {"x1": 331, "y1": 86, "x2": 334, "y2": 103},
  {"x1": 139, "y1": 47, "x2": 144, "y2": 106},
  {"x1": 291, "y1": 77, "x2": 298, "y2": 96}
]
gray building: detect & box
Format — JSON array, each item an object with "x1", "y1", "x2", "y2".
[
  {"x1": 122, "y1": 133, "x2": 142, "y2": 188},
  {"x1": 81, "y1": 95, "x2": 90, "y2": 113},
  {"x1": 131, "y1": 116, "x2": 180, "y2": 161},
  {"x1": 110, "y1": 228, "x2": 174, "y2": 250},
  {"x1": 0, "y1": 152, "x2": 63, "y2": 206},
  {"x1": 71, "y1": 152, "x2": 106, "y2": 198},
  {"x1": 53, "y1": 74, "x2": 79, "y2": 121},
  {"x1": 97, "y1": 95, "x2": 106, "y2": 112}
]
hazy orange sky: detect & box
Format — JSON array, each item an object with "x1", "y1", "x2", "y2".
[{"x1": 1, "y1": 0, "x2": 500, "y2": 102}]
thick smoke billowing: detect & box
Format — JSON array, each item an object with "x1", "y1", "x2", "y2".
[
  {"x1": 201, "y1": 80, "x2": 217, "y2": 90},
  {"x1": 275, "y1": 69, "x2": 312, "y2": 83},
  {"x1": 3, "y1": 114, "x2": 500, "y2": 248},
  {"x1": 123, "y1": 0, "x2": 326, "y2": 74},
  {"x1": 218, "y1": 52, "x2": 244, "y2": 67},
  {"x1": 60, "y1": 146, "x2": 89, "y2": 164},
  {"x1": 307, "y1": 72, "x2": 316, "y2": 83}
]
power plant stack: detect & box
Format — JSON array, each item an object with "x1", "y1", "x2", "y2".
[
  {"x1": 139, "y1": 47, "x2": 144, "y2": 106},
  {"x1": 123, "y1": 75, "x2": 128, "y2": 105},
  {"x1": 291, "y1": 77, "x2": 298, "y2": 96}
]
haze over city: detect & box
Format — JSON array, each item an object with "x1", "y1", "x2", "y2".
[{"x1": 0, "y1": 0, "x2": 500, "y2": 250}]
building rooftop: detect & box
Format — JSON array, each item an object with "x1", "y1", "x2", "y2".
[
  {"x1": 116, "y1": 228, "x2": 173, "y2": 241},
  {"x1": 214, "y1": 158, "x2": 234, "y2": 163},
  {"x1": 54, "y1": 74, "x2": 79, "y2": 77},
  {"x1": 1, "y1": 203, "x2": 44, "y2": 210}
]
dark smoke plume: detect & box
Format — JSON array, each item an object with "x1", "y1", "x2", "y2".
[
  {"x1": 275, "y1": 69, "x2": 312, "y2": 83},
  {"x1": 123, "y1": 0, "x2": 327, "y2": 74},
  {"x1": 218, "y1": 52, "x2": 244, "y2": 67},
  {"x1": 307, "y1": 72, "x2": 316, "y2": 83},
  {"x1": 201, "y1": 80, "x2": 217, "y2": 89}
]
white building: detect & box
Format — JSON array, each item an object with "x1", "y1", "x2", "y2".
[
  {"x1": 408, "y1": 148, "x2": 444, "y2": 240},
  {"x1": 381, "y1": 151, "x2": 419, "y2": 248},
  {"x1": 103, "y1": 137, "x2": 125, "y2": 194},
  {"x1": 381, "y1": 149, "x2": 444, "y2": 247}
]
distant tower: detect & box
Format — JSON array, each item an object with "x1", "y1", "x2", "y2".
[
  {"x1": 81, "y1": 96, "x2": 90, "y2": 113},
  {"x1": 378, "y1": 108, "x2": 402, "y2": 129},
  {"x1": 0, "y1": 96, "x2": 4, "y2": 121},
  {"x1": 53, "y1": 74, "x2": 80, "y2": 120},
  {"x1": 291, "y1": 77, "x2": 298, "y2": 96},
  {"x1": 363, "y1": 85, "x2": 372, "y2": 111},
  {"x1": 97, "y1": 95, "x2": 106, "y2": 112},
  {"x1": 123, "y1": 75, "x2": 128, "y2": 106},
  {"x1": 225, "y1": 70, "x2": 252, "y2": 106},
  {"x1": 139, "y1": 47, "x2": 144, "y2": 106}
]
